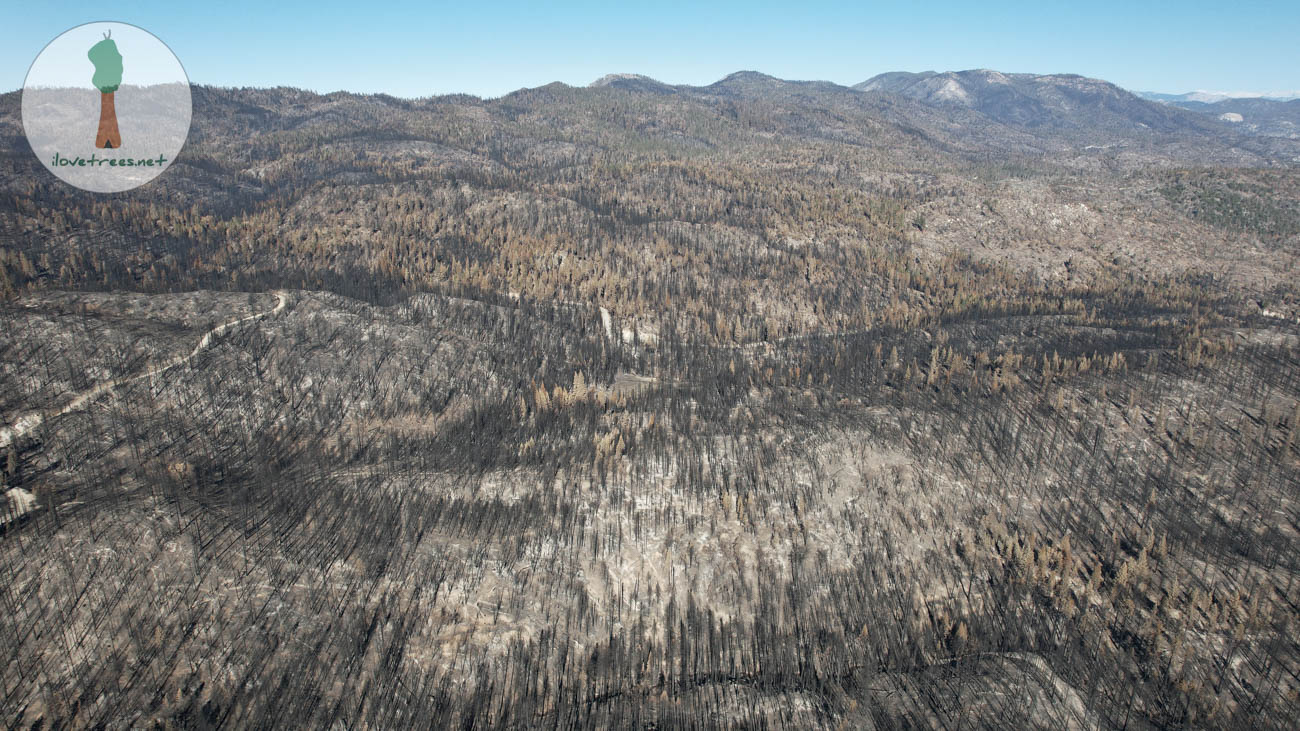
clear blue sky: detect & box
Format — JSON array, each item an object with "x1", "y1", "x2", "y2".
[{"x1": 7, "y1": 1, "x2": 1298, "y2": 98}]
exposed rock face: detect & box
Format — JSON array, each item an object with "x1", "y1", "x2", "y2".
[
  {"x1": 854, "y1": 69, "x2": 1220, "y2": 135},
  {"x1": 588, "y1": 73, "x2": 677, "y2": 94}
]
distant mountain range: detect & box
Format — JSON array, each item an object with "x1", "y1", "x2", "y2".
[
  {"x1": 582, "y1": 69, "x2": 1299, "y2": 151},
  {"x1": 850, "y1": 69, "x2": 1209, "y2": 134},
  {"x1": 3, "y1": 67, "x2": 1294, "y2": 214},
  {"x1": 1135, "y1": 90, "x2": 1300, "y2": 104},
  {"x1": 1131, "y1": 90, "x2": 1300, "y2": 140}
]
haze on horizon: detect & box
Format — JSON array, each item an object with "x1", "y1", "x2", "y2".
[{"x1": 5, "y1": 0, "x2": 1297, "y2": 99}]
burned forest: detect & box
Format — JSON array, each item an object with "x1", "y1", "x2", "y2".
[{"x1": 1, "y1": 73, "x2": 1299, "y2": 728}]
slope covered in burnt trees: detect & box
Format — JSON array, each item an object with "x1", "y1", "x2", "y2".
[{"x1": 1, "y1": 72, "x2": 1299, "y2": 728}]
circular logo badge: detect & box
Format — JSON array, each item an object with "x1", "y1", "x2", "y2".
[{"x1": 22, "y1": 22, "x2": 191, "y2": 193}]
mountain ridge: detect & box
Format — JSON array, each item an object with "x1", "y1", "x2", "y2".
[
  {"x1": 4, "y1": 67, "x2": 1296, "y2": 183},
  {"x1": 1137, "y1": 90, "x2": 1300, "y2": 104}
]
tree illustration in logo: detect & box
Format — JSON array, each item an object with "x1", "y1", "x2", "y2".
[{"x1": 88, "y1": 31, "x2": 123, "y2": 149}]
